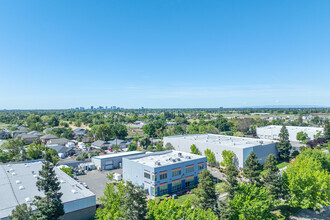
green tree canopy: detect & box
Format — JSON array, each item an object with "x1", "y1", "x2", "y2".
[
  {"x1": 148, "y1": 198, "x2": 218, "y2": 220},
  {"x1": 296, "y1": 131, "x2": 308, "y2": 142},
  {"x1": 243, "y1": 152, "x2": 261, "y2": 186},
  {"x1": 32, "y1": 153, "x2": 64, "y2": 220},
  {"x1": 277, "y1": 125, "x2": 292, "y2": 161},
  {"x1": 220, "y1": 150, "x2": 235, "y2": 167},
  {"x1": 262, "y1": 154, "x2": 283, "y2": 199},
  {"x1": 192, "y1": 170, "x2": 217, "y2": 211},
  {"x1": 190, "y1": 144, "x2": 201, "y2": 155},
  {"x1": 204, "y1": 149, "x2": 216, "y2": 166},
  {"x1": 228, "y1": 182, "x2": 278, "y2": 220},
  {"x1": 9, "y1": 203, "x2": 32, "y2": 220},
  {"x1": 225, "y1": 163, "x2": 238, "y2": 200},
  {"x1": 283, "y1": 149, "x2": 330, "y2": 209}
]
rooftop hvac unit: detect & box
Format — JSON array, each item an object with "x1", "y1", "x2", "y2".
[
  {"x1": 155, "y1": 161, "x2": 161, "y2": 166},
  {"x1": 176, "y1": 158, "x2": 181, "y2": 161},
  {"x1": 71, "y1": 189, "x2": 78, "y2": 194},
  {"x1": 178, "y1": 152, "x2": 182, "y2": 157},
  {"x1": 185, "y1": 156, "x2": 191, "y2": 159},
  {"x1": 19, "y1": 186, "x2": 25, "y2": 190},
  {"x1": 25, "y1": 197, "x2": 31, "y2": 203}
]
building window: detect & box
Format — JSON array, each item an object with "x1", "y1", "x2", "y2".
[
  {"x1": 160, "y1": 173, "x2": 167, "y2": 180},
  {"x1": 198, "y1": 163, "x2": 204, "y2": 170},
  {"x1": 144, "y1": 172, "x2": 151, "y2": 179},
  {"x1": 172, "y1": 180, "x2": 182, "y2": 192},
  {"x1": 185, "y1": 177, "x2": 194, "y2": 188},
  {"x1": 152, "y1": 187, "x2": 157, "y2": 196},
  {"x1": 172, "y1": 169, "x2": 181, "y2": 177},
  {"x1": 160, "y1": 184, "x2": 168, "y2": 195},
  {"x1": 152, "y1": 174, "x2": 157, "y2": 181},
  {"x1": 185, "y1": 165, "x2": 194, "y2": 173}
]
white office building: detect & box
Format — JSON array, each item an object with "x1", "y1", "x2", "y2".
[
  {"x1": 163, "y1": 134, "x2": 277, "y2": 168},
  {"x1": 0, "y1": 161, "x2": 96, "y2": 220},
  {"x1": 256, "y1": 125, "x2": 324, "y2": 142}
]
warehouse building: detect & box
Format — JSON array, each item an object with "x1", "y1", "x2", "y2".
[
  {"x1": 0, "y1": 161, "x2": 96, "y2": 220},
  {"x1": 91, "y1": 151, "x2": 145, "y2": 170},
  {"x1": 163, "y1": 134, "x2": 277, "y2": 168},
  {"x1": 256, "y1": 125, "x2": 324, "y2": 142},
  {"x1": 123, "y1": 150, "x2": 207, "y2": 197}
]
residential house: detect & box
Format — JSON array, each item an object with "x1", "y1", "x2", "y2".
[{"x1": 40, "y1": 134, "x2": 58, "y2": 145}]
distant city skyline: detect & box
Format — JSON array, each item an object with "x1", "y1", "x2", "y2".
[{"x1": 1, "y1": 1, "x2": 330, "y2": 109}]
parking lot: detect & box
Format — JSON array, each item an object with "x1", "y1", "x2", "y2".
[{"x1": 76, "y1": 169, "x2": 122, "y2": 203}]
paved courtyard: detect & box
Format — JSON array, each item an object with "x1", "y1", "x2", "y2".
[{"x1": 76, "y1": 169, "x2": 122, "y2": 203}]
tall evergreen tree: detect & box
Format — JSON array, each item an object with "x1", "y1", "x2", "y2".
[
  {"x1": 32, "y1": 153, "x2": 64, "y2": 220},
  {"x1": 118, "y1": 181, "x2": 147, "y2": 220},
  {"x1": 193, "y1": 169, "x2": 217, "y2": 211},
  {"x1": 262, "y1": 154, "x2": 283, "y2": 199},
  {"x1": 224, "y1": 163, "x2": 238, "y2": 200},
  {"x1": 324, "y1": 120, "x2": 330, "y2": 142},
  {"x1": 9, "y1": 203, "x2": 32, "y2": 220},
  {"x1": 243, "y1": 152, "x2": 261, "y2": 186},
  {"x1": 277, "y1": 125, "x2": 292, "y2": 161}
]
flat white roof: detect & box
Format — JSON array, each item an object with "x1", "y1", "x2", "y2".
[
  {"x1": 258, "y1": 125, "x2": 323, "y2": 132},
  {"x1": 92, "y1": 151, "x2": 144, "y2": 160},
  {"x1": 165, "y1": 134, "x2": 275, "y2": 149},
  {"x1": 129, "y1": 150, "x2": 206, "y2": 168},
  {"x1": 0, "y1": 161, "x2": 95, "y2": 219}
]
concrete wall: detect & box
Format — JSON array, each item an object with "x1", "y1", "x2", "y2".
[
  {"x1": 92, "y1": 151, "x2": 145, "y2": 170},
  {"x1": 257, "y1": 126, "x2": 324, "y2": 142},
  {"x1": 163, "y1": 136, "x2": 277, "y2": 167},
  {"x1": 62, "y1": 205, "x2": 96, "y2": 220}
]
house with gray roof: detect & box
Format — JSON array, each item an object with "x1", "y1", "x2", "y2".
[
  {"x1": 73, "y1": 128, "x2": 88, "y2": 137},
  {"x1": 47, "y1": 144, "x2": 75, "y2": 158},
  {"x1": 46, "y1": 138, "x2": 69, "y2": 146},
  {"x1": 40, "y1": 134, "x2": 58, "y2": 145}
]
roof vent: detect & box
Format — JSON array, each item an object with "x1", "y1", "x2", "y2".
[
  {"x1": 60, "y1": 180, "x2": 66, "y2": 183},
  {"x1": 71, "y1": 189, "x2": 78, "y2": 194},
  {"x1": 25, "y1": 197, "x2": 31, "y2": 203},
  {"x1": 12, "y1": 172, "x2": 16, "y2": 176},
  {"x1": 25, "y1": 164, "x2": 29, "y2": 167},
  {"x1": 178, "y1": 152, "x2": 182, "y2": 157},
  {"x1": 19, "y1": 185, "x2": 25, "y2": 190},
  {"x1": 176, "y1": 158, "x2": 181, "y2": 161},
  {"x1": 33, "y1": 175, "x2": 38, "y2": 178},
  {"x1": 16, "y1": 180, "x2": 21, "y2": 184},
  {"x1": 7, "y1": 164, "x2": 11, "y2": 167},
  {"x1": 9, "y1": 168, "x2": 14, "y2": 172},
  {"x1": 185, "y1": 156, "x2": 191, "y2": 159},
  {"x1": 155, "y1": 161, "x2": 161, "y2": 166}
]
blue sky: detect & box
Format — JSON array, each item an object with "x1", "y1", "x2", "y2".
[{"x1": 1, "y1": 0, "x2": 330, "y2": 109}]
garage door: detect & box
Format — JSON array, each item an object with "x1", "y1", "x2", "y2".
[
  {"x1": 104, "y1": 165, "x2": 113, "y2": 170},
  {"x1": 105, "y1": 160, "x2": 113, "y2": 165}
]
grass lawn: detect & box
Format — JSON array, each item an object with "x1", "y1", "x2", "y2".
[
  {"x1": 215, "y1": 182, "x2": 227, "y2": 194},
  {"x1": 261, "y1": 161, "x2": 289, "y2": 175},
  {"x1": 176, "y1": 194, "x2": 197, "y2": 205},
  {"x1": 276, "y1": 162, "x2": 289, "y2": 169},
  {"x1": 0, "y1": 122, "x2": 9, "y2": 127}
]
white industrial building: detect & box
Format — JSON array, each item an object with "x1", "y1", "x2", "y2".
[
  {"x1": 91, "y1": 151, "x2": 145, "y2": 170},
  {"x1": 256, "y1": 125, "x2": 324, "y2": 142},
  {"x1": 0, "y1": 161, "x2": 96, "y2": 220},
  {"x1": 163, "y1": 134, "x2": 277, "y2": 168}
]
